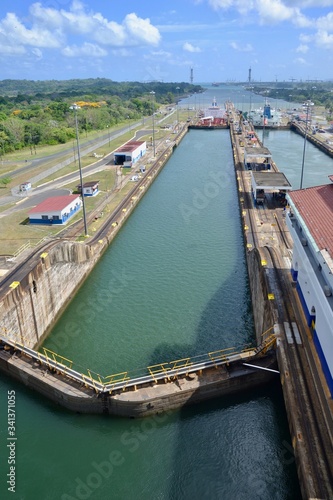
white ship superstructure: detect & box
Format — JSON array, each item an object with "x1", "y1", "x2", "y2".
[{"x1": 249, "y1": 101, "x2": 282, "y2": 128}]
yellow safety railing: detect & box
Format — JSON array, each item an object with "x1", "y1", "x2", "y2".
[
  {"x1": 208, "y1": 347, "x2": 235, "y2": 366},
  {"x1": 87, "y1": 369, "x2": 104, "y2": 386},
  {"x1": 104, "y1": 372, "x2": 131, "y2": 394},
  {"x1": 82, "y1": 372, "x2": 100, "y2": 393},
  {"x1": 104, "y1": 372, "x2": 129, "y2": 384},
  {"x1": 169, "y1": 358, "x2": 192, "y2": 378},
  {"x1": 261, "y1": 326, "x2": 274, "y2": 341},
  {"x1": 259, "y1": 334, "x2": 276, "y2": 354},
  {"x1": 241, "y1": 347, "x2": 256, "y2": 354},
  {"x1": 40, "y1": 347, "x2": 73, "y2": 370},
  {"x1": 0, "y1": 327, "x2": 277, "y2": 393},
  {"x1": 148, "y1": 363, "x2": 171, "y2": 382}
]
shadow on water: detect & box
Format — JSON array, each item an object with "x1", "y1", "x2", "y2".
[
  {"x1": 143, "y1": 234, "x2": 301, "y2": 498},
  {"x1": 142, "y1": 278, "x2": 302, "y2": 499},
  {"x1": 165, "y1": 381, "x2": 302, "y2": 500},
  {"x1": 146, "y1": 269, "x2": 254, "y2": 366},
  {"x1": 144, "y1": 277, "x2": 302, "y2": 499}
]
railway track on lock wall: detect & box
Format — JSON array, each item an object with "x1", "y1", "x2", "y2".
[
  {"x1": 230, "y1": 121, "x2": 333, "y2": 497},
  {"x1": 0, "y1": 239, "x2": 61, "y2": 296},
  {"x1": 262, "y1": 244, "x2": 333, "y2": 498}
]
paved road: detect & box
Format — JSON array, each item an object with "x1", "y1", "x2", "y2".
[
  {"x1": 0, "y1": 150, "x2": 117, "y2": 217},
  {"x1": 1, "y1": 110, "x2": 172, "y2": 183},
  {"x1": 0, "y1": 108, "x2": 175, "y2": 214},
  {"x1": 0, "y1": 124, "x2": 136, "y2": 181}
]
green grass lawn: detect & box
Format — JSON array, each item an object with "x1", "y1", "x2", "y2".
[
  {"x1": 0, "y1": 115, "x2": 176, "y2": 257},
  {"x1": 0, "y1": 209, "x2": 62, "y2": 256}
]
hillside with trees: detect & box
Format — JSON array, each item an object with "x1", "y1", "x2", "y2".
[{"x1": 0, "y1": 79, "x2": 203, "y2": 155}]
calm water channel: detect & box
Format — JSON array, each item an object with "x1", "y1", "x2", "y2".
[{"x1": 3, "y1": 84, "x2": 332, "y2": 499}]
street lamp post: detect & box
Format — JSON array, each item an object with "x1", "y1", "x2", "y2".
[
  {"x1": 176, "y1": 86, "x2": 180, "y2": 129},
  {"x1": 150, "y1": 91, "x2": 156, "y2": 156},
  {"x1": 300, "y1": 100, "x2": 314, "y2": 189},
  {"x1": 261, "y1": 91, "x2": 269, "y2": 146},
  {"x1": 70, "y1": 103, "x2": 88, "y2": 236},
  {"x1": 249, "y1": 86, "x2": 254, "y2": 115}
]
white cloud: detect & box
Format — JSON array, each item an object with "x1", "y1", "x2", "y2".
[
  {"x1": 0, "y1": 12, "x2": 62, "y2": 48},
  {"x1": 62, "y1": 42, "x2": 108, "y2": 57},
  {"x1": 31, "y1": 48, "x2": 43, "y2": 60},
  {"x1": 29, "y1": 3, "x2": 65, "y2": 30},
  {"x1": 299, "y1": 33, "x2": 313, "y2": 43},
  {"x1": 314, "y1": 29, "x2": 333, "y2": 49},
  {"x1": 148, "y1": 50, "x2": 173, "y2": 58},
  {"x1": 0, "y1": 1, "x2": 161, "y2": 58},
  {"x1": 293, "y1": 57, "x2": 308, "y2": 65},
  {"x1": 296, "y1": 43, "x2": 309, "y2": 52},
  {"x1": 208, "y1": 0, "x2": 234, "y2": 8},
  {"x1": 124, "y1": 13, "x2": 161, "y2": 46},
  {"x1": 207, "y1": 0, "x2": 312, "y2": 26},
  {"x1": 112, "y1": 48, "x2": 132, "y2": 57},
  {"x1": 316, "y1": 12, "x2": 333, "y2": 31},
  {"x1": 230, "y1": 41, "x2": 253, "y2": 51},
  {"x1": 257, "y1": 1, "x2": 292, "y2": 22},
  {"x1": 183, "y1": 42, "x2": 202, "y2": 52},
  {"x1": 285, "y1": 1, "x2": 333, "y2": 6},
  {"x1": 298, "y1": 28, "x2": 333, "y2": 52},
  {"x1": 0, "y1": 41, "x2": 26, "y2": 55}
]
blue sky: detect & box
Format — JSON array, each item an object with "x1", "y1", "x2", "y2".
[{"x1": 0, "y1": 0, "x2": 333, "y2": 82}]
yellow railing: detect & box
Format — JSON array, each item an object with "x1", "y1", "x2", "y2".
[
  {"x1": 0, "y1": 328, "x2": 276, "y2": 393},
  {"x1": 104, "y1": 372, "x2": 130, "y2": 394},
  {"x1": 148, "y1": 363, "x2": 171, "y2": 382},
  {"x1": 40, "y1": 347, "x2": 73, "y2": 370},
  {"x1": 169, "y1": 357, "x2": 192, "y2": 377}
]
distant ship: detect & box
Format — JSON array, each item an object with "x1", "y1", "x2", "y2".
[
  {"x1": 202, "y1": 97, "x2": 226, "y2": 119},
  {"x1": 207, "y1": 97, "x2": 221, "y2": 111},
  {"x1": 197, "y1": 97, "x2": 227, "y2": 126},
  {"x1": 212, "y1": 82, "x2": 220, "y2": 87},
  {"x1": 248, "y1": 101, "x2": 282, "y2": 128}
]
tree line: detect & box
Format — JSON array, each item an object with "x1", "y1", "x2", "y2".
[
  {"x1": 245, "y1": 82, "x2": 333, "y2": 118},
  {"x1": 0, "y1": 79, "x2": 203, "y2": 155}
]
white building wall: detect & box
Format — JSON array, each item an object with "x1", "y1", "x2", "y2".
[
  {"x1": 131, "y1": 143, "x2": 146, "y2": 163},
  {"x1": 30, "y1": 198, "x2": 81, "y2": 221},
  {"x1": 286, "y1": 213, "x2": 333, "y2": 390},
  {"x1": 31, "y1": 209, "x2": 63, "y2": 220}
]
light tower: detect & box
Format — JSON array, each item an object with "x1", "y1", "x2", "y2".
[
  {"x1": 300, "y1": 100, "x2": 314, "y2": 189},
  {"x1": 190, "y1": 67, "x2": 193, "y2": 84},
  {"x1": 69, "y1": 103, "x2": 88, "y2": 236},
  {"x1": 248, "y1": 67, "x2": 252, "y2": 84}
]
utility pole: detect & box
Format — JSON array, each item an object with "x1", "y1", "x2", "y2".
[{"x1": 70, "y1": 103, "x2": 88, "y2": 236}]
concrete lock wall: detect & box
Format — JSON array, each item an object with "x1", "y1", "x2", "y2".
[
  {"x1": 0, "y1": 241, "x2": 102, "y2": 348},
  {"x1": 246, "y1": 247, "x2": 276, "y2": 344}
]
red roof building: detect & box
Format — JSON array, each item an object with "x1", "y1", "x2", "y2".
[
  {"x1": 288, "y1": 183, "x2": 333, "y2": 258},
  {"x1": 29, "y1": 195, "x2": 82, "y2": 225}
]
